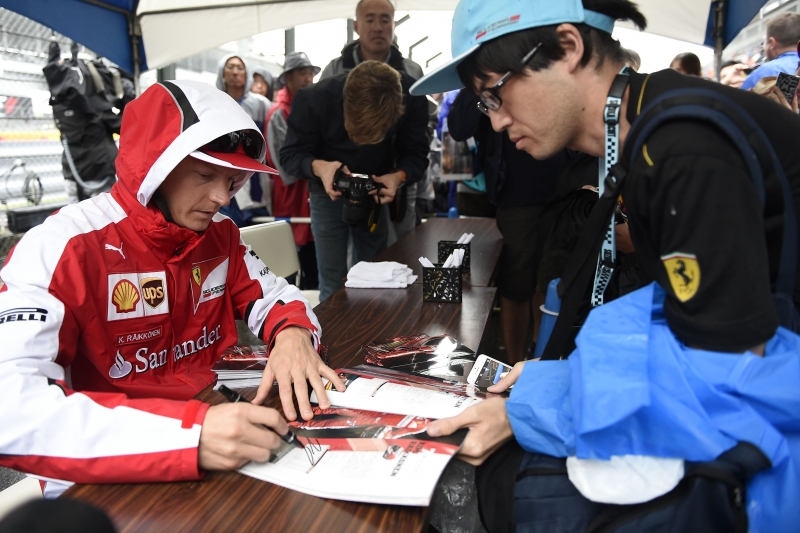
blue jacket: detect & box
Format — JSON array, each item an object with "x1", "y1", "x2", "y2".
[
  {"x1": 741, "y1": 51, "x2": 799, "y2": 90},
  {"x1": 507, "y1": 283, "x2": 800, "y2": 532}
]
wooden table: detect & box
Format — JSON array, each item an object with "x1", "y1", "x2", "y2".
[
  {"x1": 373, "y1": 218, "x2": 503, "y2": 287},
  {"x1": 66, "y1": 284, "x2": 497, "y2": 533}
]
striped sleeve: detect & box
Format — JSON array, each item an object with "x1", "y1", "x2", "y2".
[{"x1": 228, "y1": 231, "x2": 321, "y2": 350}]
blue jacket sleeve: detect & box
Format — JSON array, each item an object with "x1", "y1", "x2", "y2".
[{"x1": 506, "y1": 360, "x2": 575, "y2": 457}]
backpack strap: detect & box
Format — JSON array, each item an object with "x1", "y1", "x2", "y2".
[
  {"x1": 541, "y1": 87, "x2": 799, "y2": 360},
  {"x1": 628, "y1": 88, "x2": 797, "y2": 308}
]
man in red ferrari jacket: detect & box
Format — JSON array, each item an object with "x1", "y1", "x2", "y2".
[{"x1": 0, "y1": 80, "x2": 345, "y2": 497}]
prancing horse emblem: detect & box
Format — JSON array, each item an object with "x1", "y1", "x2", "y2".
[
  {"x1": 673, "y1": 259, "x2": 694, "y2": 288},
  {"x1": 661, "y1": 253, "x2": 700, "y2": 302},
  {"x1": 192, "y1": 266, "x2": 201, "y2": 286}
]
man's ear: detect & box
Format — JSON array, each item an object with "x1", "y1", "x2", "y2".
[
  {"x1": 767, "y1": 36, "x2": 777, "y2": 51},
  {"x1": 353, "y1": 19, "x2": 361, "y2": 37},
  {"x1": 555, "y1": 24, "x2": 585, "y2": 74}
]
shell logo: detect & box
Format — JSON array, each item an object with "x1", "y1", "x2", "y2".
[{"x1": 112, "y1": 279, "x2": 140, "y2": 313}]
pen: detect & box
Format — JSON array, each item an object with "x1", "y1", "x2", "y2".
[{"x1": 217, "y1": 384, "x2": 305, "y2": 450}]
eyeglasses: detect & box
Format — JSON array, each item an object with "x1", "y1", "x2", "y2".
[
  {"x1": 477, "y1": 42, "x2": 543, "y2": 116},
  {"x1": 202, "y1": 130, "x2": 263, "y2": 159}
]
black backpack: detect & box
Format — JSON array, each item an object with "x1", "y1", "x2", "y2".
[
  {"x1": 540, "y1": 88, "x2": 800, "y2": 361},
  {"x1": 476, "y1": 440, "x2": 771, "y2": 533}
]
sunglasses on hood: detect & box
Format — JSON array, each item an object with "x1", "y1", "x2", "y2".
[{"x1": 201, "y1": 130, "x2": 263, "y2": 160}]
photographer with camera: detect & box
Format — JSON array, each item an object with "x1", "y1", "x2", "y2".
[{"x1": 281, "y1": 60, "x2": 429, "y2": 301}]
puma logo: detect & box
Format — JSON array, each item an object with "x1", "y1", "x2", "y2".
[{"x1": 105, "y1": 243, "x2": 125, "y2": 259}]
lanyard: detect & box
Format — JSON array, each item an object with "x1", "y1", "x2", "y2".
[{"x1": 591, "y1": 66, "x2": 631, "y2": 307}]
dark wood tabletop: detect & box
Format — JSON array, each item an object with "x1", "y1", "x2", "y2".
[
  {"x1": 65, "y1": 284, "x2": 497, "y2": 533},
  {"x1": 372, "y1": 218, "x2": 503, "y2": 287}
]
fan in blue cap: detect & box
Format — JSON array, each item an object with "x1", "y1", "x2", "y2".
[
  {"x1": 419, "y1": 2, "x2": 800, "y2": 533},
  {"x1": 410, "y1": 0, "x2": 615, "y2": 96}
]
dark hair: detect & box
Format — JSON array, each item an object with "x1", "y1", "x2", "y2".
[
  {"x1": 456, "y1": 0, "x2": 646, "y2": 89},
  {"x1": 620, "y1": 47, "x2": 641, "y2": 71},
  {"x1": 343, "y1": 61, "x2": 405, "y2": 145},
  {"x1": 671, "y1": 52, "x2": 701, "y2": 76},
  {"x1": 766, "y1": 12, "x2": 800, "y2": 48},
  {"x1": 719, "y1": 60, "x2": 739, "y2": 70}
]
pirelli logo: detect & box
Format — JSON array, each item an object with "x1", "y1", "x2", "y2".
[{"x1": 0, "y1": 307, "x2": 48, "y2": 325}]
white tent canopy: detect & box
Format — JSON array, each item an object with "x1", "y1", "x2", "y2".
[
  {"x1": 137, "y1": 0, "x2": 729, "y2": 70},
  {"x1": 138, "y1": 0, "x2": 458, "y2": 69}
]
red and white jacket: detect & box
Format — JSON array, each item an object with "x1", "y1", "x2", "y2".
[{"x1": 0, "y1": 80, "x2": 320, "y2": 495}]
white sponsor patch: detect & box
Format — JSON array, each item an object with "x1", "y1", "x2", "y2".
[
  {"x1": 190, "y1": 257, "x2": 229, "y2": 313},
  {"x1": 107, "y1": 271, "x2": 169, "y2": 321}
]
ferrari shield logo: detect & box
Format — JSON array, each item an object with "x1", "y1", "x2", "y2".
[
  {"x1": 661, "y1": 253, "x2": 700, "y2": 302},
  {"x1": 192, "y1": 266, "x2": 201, "y2": 286}
]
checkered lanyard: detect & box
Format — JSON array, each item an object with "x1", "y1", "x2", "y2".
[{"x1": 592, "y1": 66, "x2": 632, "y2": 307}]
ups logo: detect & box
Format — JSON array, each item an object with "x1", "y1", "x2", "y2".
[{"x1": 140, "y1": 277, "x2": 165, "y2": 309}]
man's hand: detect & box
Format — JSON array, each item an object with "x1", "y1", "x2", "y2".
[
  {"x1": 311, "y1": 160, "x2": 347, "y2": 201},
  {"x1": 198, "y1": 402, "x2": 287, "y2": 470},
  {"x1": 253, "y1": 326, "x2": 346, "y2": 421},
  {"x1": 487, "y1": 361, "x2": 526, "y2": 393},
  {"x1": 369, "y1": 171, "x2": 404, "y2": 204},
  {"x1": 427, "y1": 398, "x2": 513, "y2": 466},
  {"x1": 766, "y1": 84, "x2": 800, "y2": 113}
]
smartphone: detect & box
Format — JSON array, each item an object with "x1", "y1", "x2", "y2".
[
  {"x1": 776, "y1": 72, "x2": 799, "y2": 104},
  {"x1": 466, "y1": 354, "x2": 513, "y2": 388}
]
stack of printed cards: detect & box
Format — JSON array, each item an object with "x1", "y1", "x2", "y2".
[{"x1": 211, "y1": 345, "x2": 268, "y2": 390}]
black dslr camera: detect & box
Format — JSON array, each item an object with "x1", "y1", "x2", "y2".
[{"x1": 333, "y1": 169, "x2": 385, "y2": 229}]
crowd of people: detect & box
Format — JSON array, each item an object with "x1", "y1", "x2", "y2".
[
  {"x1": 197, "y1": 0, "x2": 430, "y2": 297},
  {"x1": 1, "y1": 0, "x2": 800, "y2": 531}
]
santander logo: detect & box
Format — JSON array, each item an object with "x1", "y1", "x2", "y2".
[{"x1": 108, "y1": 350, "x2": 133, "y2": 379}]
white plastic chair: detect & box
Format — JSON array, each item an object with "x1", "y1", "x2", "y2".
[{"x1": 239, "y1": 221, "x2": 320, "y2": 308}]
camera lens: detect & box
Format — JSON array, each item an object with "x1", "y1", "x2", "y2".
[{"x1": 342, "y1": 196, "x2": 368, "y2": 225}]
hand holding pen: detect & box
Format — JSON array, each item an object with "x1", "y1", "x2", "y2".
[
  {"x1": 218, "y1": 385, "x2": 305, "y2": 450},
  {"x1": 197, "y1": 386, "x2": 303, "y2": 471}
]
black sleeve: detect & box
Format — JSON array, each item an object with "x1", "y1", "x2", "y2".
[
  {"x1": 393, "y1": 93, "x2": 430, "y2": 185},
  {"x1": 280, "y1": 87, "x2": 320, "y2": 181},
  {"x1": 447, "y1": 90, "x2": 482, "y2": 142},
  {"x1": 625, "y1": 122, "x2": 779, "y2": 352}
]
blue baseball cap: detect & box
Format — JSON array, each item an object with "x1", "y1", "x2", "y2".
[{"x1": 410, "y1": 0, "x2": 615, "y2": 96}]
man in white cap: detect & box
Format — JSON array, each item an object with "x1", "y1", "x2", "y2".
[
  {"x1": 411, "y1": 1, "x2": 800, "y2": 530},
  {"x1": 0, "y1": 80, "x2": 345, "y2": 497}
]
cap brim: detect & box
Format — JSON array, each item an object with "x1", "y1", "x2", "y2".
[
  {"x1": 189, "y1": 150, "x2": 278, "y2": 175},
  {"x1": 410, "y1": 45, "x2": 479, "y2": 96},
  {"x1": 279, "y1": 65, "x2": 321, "y2": 84}
]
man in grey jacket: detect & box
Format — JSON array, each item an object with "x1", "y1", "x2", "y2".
[
  {"x1": 215, "y1": 54, "x2": 272, "y2": 226},
  {"x1": 320, "y1": 0, "x2": 423, "y2": 81},
  {"x1": 320, "y1": 0, "x2": 425, "y2": 243}
]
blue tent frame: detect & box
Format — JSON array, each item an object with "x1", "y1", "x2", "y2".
[{"x1": 0, "y1": 0, "x2": 144, "y2": 78}]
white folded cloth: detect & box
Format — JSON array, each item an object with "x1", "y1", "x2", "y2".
[
  {"x1": 347, "y1": 261, "x2": 407, "y2": 282},
  {"x1": 345, "y1": 262, "x2": 417, "y2": 288}
]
